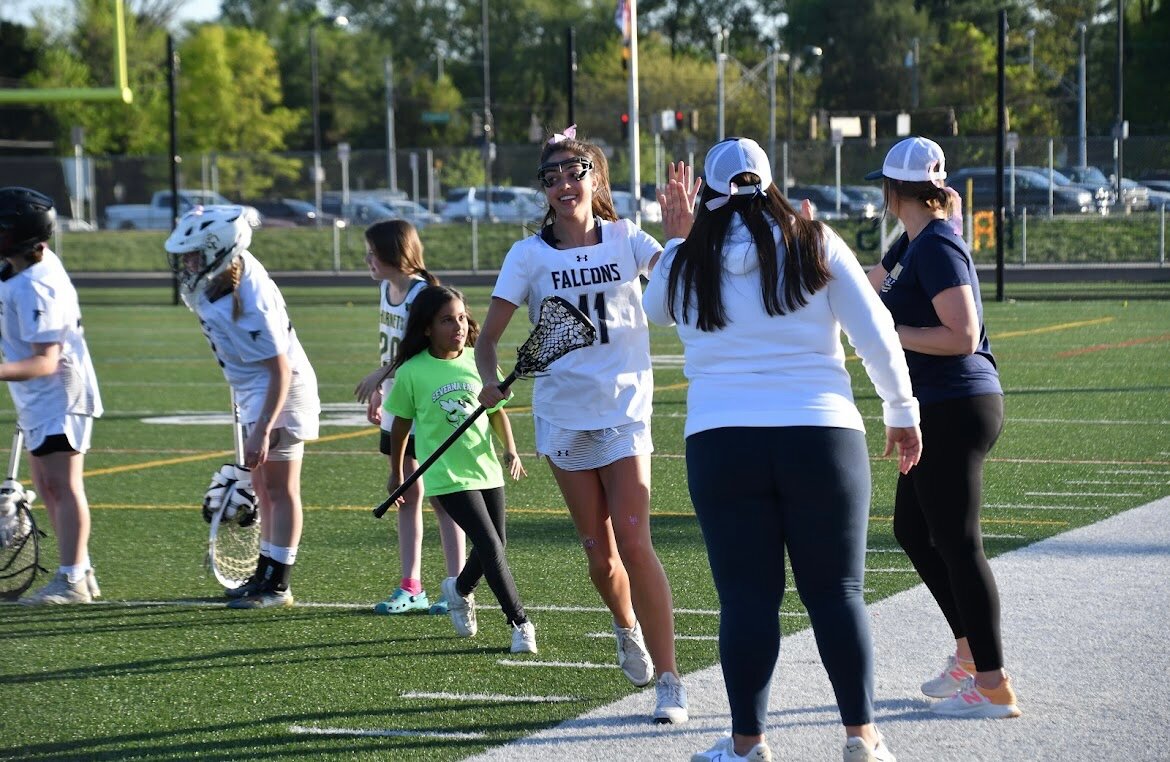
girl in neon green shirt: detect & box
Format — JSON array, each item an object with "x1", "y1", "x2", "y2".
[{"x1": 384, "y1": 285, "x2": 536, "y2": 653}]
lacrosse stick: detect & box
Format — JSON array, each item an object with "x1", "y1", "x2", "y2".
[
  {"x1": 374, "y1": 295, "x2": 596, "y2": 518},
  {"x1": 0, "y1": 429, "x2": 46, "y2": 601},
  {"x1": 206, "y1": 395, "x2": 261, "y2": 589}
]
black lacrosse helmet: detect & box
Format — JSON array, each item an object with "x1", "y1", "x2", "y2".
[{"x1": 0, "y1": 187, "x2": 56, "y2": 256}]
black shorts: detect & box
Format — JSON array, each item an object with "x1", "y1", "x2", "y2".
[
  {"x1": 380, "y1": 431, "x2": 416, "y2": 459},
  {"x1": 31, "y1": 434, "x2": 77, "y2": 457}
]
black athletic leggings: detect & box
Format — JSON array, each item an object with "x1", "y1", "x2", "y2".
[
  {"x1": 893, "y1": 393, "x2": 1005, "y2": 671},
  {"x1": 435, "y1": 487, "x2": 528, "y2": 626},
  {"x1": 687, "y1": 426, "x2": 875, "y2": 735}
]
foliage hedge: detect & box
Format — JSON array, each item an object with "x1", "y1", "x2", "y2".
[{"x1": 51, "y1": 212, "x2": 1168, "y2": 272}]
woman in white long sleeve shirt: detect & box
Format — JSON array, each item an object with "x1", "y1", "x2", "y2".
[{"x1": 643, "y1": 138, "x2": 921, "y2": 762}]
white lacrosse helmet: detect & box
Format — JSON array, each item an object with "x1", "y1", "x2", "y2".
[{"x1": 165, "y1": 205, "x2": 258, "y2": 302}]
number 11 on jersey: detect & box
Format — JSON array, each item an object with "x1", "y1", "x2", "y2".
[{"x1": 577, "y1": 292, "x2": 610, "y2": 344}]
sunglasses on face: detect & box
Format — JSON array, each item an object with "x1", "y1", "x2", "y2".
[{"x1": 538, "y1": 157, "x2": 594, "y2": 188}]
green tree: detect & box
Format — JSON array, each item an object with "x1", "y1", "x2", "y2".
[
  {"x1": 28, "y1": 0, "x2": 169, "y2": 154},
  {"x1": 177, "y1": 25, "x2": 302, "y2": 197}
]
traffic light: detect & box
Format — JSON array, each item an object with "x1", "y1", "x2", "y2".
[
  {"x1": 620, "y1": 112, "x2": 630, "y2": 139},
  {"x1": 675, "y1": 110, "x2": 685, "y2": 130},
  {"x1": 690, "y1": 109, "x2": 700, "y2": 132}
]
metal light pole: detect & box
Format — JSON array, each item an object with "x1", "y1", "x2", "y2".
[
  {"x1": 715, "y1": 27, "x2": 728, "y2": 141},
  {"x1": 481, "y1": 0, "x2": 493, "y2": 217},
  {"x1": 784, "y1": 46, "x2": 821, "y2": 193},
  {"x1": 310, "y1": 15, "x2": 348, "y2": 225},
  {"x1": 1114, "y1": 0, "x2": 1124, "y2": 203},
  {"x1": 768, "y1": 46, "x2": 779, "y2": 173},
  {"x1": 385, "y1": 57, "x2": 397, "y2": 193},
  {"x1": 1077, "y1": 23, "x2": 1087, "y2": 168}
]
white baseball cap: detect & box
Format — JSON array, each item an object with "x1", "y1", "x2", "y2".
[
  {"x1": 864, "y1": 136, "x2": 947, "y2": 184},
  {"x1": 703, "y1": 137, "x2": 773, "y2": 210}
]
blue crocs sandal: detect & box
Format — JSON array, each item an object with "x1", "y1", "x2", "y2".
[{"x1": 374, "y1": 587, "x2": 431, "y2": 614}]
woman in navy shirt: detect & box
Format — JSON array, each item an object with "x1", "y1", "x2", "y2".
[{"x1": 865, "y1": 137, "x2": 1020, "y2": 720}]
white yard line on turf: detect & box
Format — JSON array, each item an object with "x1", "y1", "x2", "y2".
[
  {"x1": 586, "y1": 632, "x2": 718, "y2": 642},
  {"x1": 464, "y1": 495, "x2": 1170, "y2": 762},
  {"x1": 402, "y1": 692, "x2": 582, "y2": 703},
  {"x1": 498, "y1": 659, "x2": 620, "y2": 670},
  {"x1": 290, "y1": 725, "x2": 486, "y2": 739}
]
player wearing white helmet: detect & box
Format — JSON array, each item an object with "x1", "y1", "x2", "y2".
[
  {"x1": 166, "y1": 205, "x2": 321, "y2": 608},
  {"x1": 0, "y1": 186, "x2": 104, "y2": 605}
]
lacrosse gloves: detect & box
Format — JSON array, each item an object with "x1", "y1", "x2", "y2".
[
  {"x1": 0, "y1": 478, "x2": 34, "y2": 547},
  {"x1": 202, "y1": 464, "x2": 257, "y2": 526}
]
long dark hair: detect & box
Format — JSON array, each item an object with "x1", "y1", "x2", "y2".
[
  {"x1": 666, "y1": 174, "x2": 830, "y2": 332},
  {"x1": 537, "y1": 134, "x2": 618, "y2": 229},
  {"x1": 390, "y1": 285, "x2": 480, "y2": 372},
  {"x1": 365, "y1": 219, "x2": 439, "y2": 285}
]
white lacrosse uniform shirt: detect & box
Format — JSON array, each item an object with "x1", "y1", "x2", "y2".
[
  {"x1": 0, "y1": 248, "x2": 103, "y2": 436},
  {"x1": 192, "y1": 251, "x2": 320, "y2": 440},
  {"x1": 377, "y1": 277, "x2": 429, "y2": 432},
  {"x1": 493, "y1": 218, "x2": 661, "y2": 430}
]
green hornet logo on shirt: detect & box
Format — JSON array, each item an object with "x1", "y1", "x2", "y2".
[{"x1": 432, "y1": 382, "x2": 477, "y2": 427}]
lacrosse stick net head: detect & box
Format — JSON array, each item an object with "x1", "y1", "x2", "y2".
[
  {"x1": 514, "y1": 296, "x2": 597, "y2": 378},
  {"x1": 0, "y1": 502, "x2": 42, "y2": 601}
]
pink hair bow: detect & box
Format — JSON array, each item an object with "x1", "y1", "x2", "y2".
[{"x1": 548, "y1": 124, "x2": 578, "y2": 144}]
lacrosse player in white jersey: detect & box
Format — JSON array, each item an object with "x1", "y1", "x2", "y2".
[
  {"x1": 475, "y1": 126, "x2": 700, "y2": 724},
  {"x1": 353, "y1": 219, "x2": 466, "y2": 616},
  {"x1": 0, "y1": 187, "x2": 103, "y2": 605},
  {"x1": 166, "y1": 205, "x2": 320, "y2": 609}
]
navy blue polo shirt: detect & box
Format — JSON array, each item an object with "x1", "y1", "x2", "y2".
[{"x1": 878, "y1": 219, "x2": 1002, "y2": 405}]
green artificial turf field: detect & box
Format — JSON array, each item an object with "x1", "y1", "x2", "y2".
[{"x1": 2, "y1": 287, "x2": 1167, "y2": 760}]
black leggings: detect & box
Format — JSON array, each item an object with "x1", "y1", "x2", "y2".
[
  {"x1": 893, "y1": 394, "x2": 1005, "y2": 671},
  {"x1": 687, "y1": 426, "x2": 875, "y2": 734},
  {"x1": 435, "y1": 487, "x2": 527, "y2": 626}
]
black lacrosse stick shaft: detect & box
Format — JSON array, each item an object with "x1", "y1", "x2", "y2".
[{"x1": 373, "y1": 369, "x2": 518, "y2": 518}]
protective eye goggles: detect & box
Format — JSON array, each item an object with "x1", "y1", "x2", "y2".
[{"x1": 537, "y1": 157, "x2": 594, "y2": 188}]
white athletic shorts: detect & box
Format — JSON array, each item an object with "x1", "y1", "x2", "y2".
[
  {"x1": 24, "y1": 414, "x2": 94, "y2": 454},
  {"x1": 534, "y1": 416, "x2": 653, "y2": 471},
  {"x1": 243, "y1": 425, "x2": 305, "y2": 462}
]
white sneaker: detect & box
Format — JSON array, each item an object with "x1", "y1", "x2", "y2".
[
  {"x1": 921, "y1": 653, "x2": 974, "y2": 698},
  {"x1": 21, "y1": 573, "x2": 92, "y2": 605},
  {"x1": 85, "y1": 568, "x2": 101, "y2": 599},
  {"x1": 510, "y1": 621, "x2": 538, "y2": 654},
  {"x1": 441, "y1": 576, "x2": 477, "y2": 637},
  {"x1": 653, "y1": 671, "x2": 688, "y2": 724},
  {"x1": 613, "y1": 620, "x2": 654, "y2": 686},
  {"x1": 843, "y1": 732, "x2": 896, "y2": 762},
  {"x1": 691, "y1": 736, "x2": 772, "y2": 761}
]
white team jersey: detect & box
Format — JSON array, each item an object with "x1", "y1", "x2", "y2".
[
  {"x1": 493, "y1": 218, "x2": 660, "y2": 429},
  {"x1": 0, "y1": 248, "x2": 102, "y2": 431},
  {"x1": 378, "y1": 277, "x2": 428, "y2": 398},
  {"x1": 192, "y1": 251, "x2": 320, "y2": 436}
]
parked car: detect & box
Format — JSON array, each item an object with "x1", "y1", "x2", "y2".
[
  {"x1": 252, "y1": 198, "x2": 338, "y2": 227},
  {"x1": 1137, "y1": 179, "x2": 1170, "y2": 208},
  {"x1": 844, "y1": 185, "x2": 884, "y2": 209},
  {"x1": 440, "y1": 186, "x2": 546, "y2": 223},
  {"x1": 1015, "y1": 166, "x2": 1113, "y2": 213},
  {"x1": 1141, "y1": 179, "x2": 1170, "y2": 194},
  {"x1": 788, "y1": 184, "x2": 877, "y2": 220},
  {"x1": 320, "y1": 197, "x2": 405, "y2": 226},
  {"x1": 103, "y1": 190, "x2": 257, "y2": 230},
  {"x1": 1059, "y1": 166, "x2": 1149, "y2": 212},
  {"x1": 382, "y1": 198, "x2": 442, "y2": 228},
  {"x1": 611, "y1": 190, "x2": 663, "y2": 223},
  {"x1": 946, "y1": 167, "x2": 1095, "y2": 215},
  {"x1": 782, "y1": 190, "x2": 819, "y2": 219}
]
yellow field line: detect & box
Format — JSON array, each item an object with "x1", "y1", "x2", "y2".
[
  {"x1": 82, "y1": 428, "x2": 377, "y2": 477},
  {"x1": 992, "y1": 316, "x2": 1114, "y2": 339}
]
